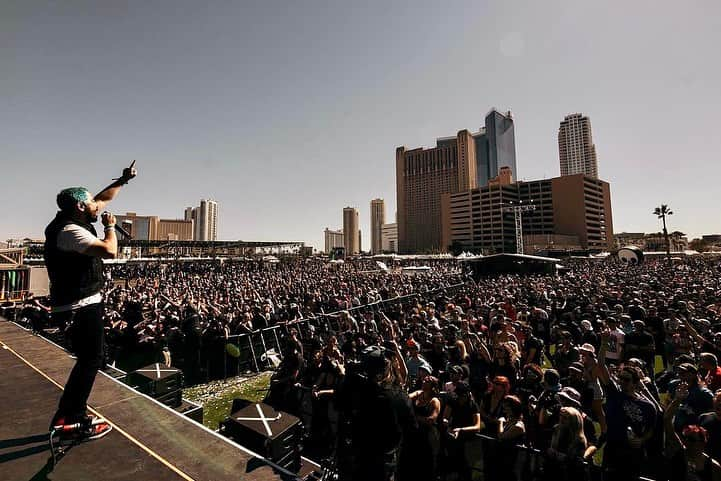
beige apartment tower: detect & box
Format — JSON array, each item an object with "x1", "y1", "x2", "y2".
[
  {"x1": 396, "y1": 129, "x2": 477, "y2": 253},
  {"x1": 370, "y1": 199, "x2": 386, "y2": 254},
  {"x1": 558, "y1": 113, "x2": 599, "y2": 178},
  {"x1": 185, "y1": 199, "x2": 219, "y2": 241},
  {"x1": 343, "y1": 207, "x2": 360, "y2": 255}
]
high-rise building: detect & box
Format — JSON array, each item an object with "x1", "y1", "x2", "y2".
[
  {"x1": 381, "y1": 223, "x2": 398, "y2": 253},
  {"x1": 343, "y1": 207, "x2": 360, "y2": 255},
  {"x1": 442, "y1": 174, "x2": 613, "y2": 253},
  {"x1": 324, "y1": 228, "x2": 344, "y2": 254},
  {"x1": 475, "y1": 109, "x2": 517, "y2": 187},
  {"x1": 396, "y1": 109, "x2": 516, "y2": 254},
  {"x1": 558, "y1": 113, "x2": 598, "y2": 178},
  {"x1": 370, "y1": 199, "x2": 386, "y2": 254},
  {"x1": 396, "y1": 130, "x2": 477, "y2": 254},
  {"x1": 186, "y1": 199, "x2": 219, "y2": 241}
]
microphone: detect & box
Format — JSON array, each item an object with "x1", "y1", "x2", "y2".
[{"x1": 114, "y1": 224, "x2": 133, "y2": 239}]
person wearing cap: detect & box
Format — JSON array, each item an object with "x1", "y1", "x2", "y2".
[
  {"x1": 673, "y1": 362, "x2": 714, "y2": 431},
  {"x1": 580, "y1": 319, "x2": 599, "y2": 352},
  {"x1": 557, "y1": 387, "x2": 598, "y2": 455},
  {"x1": 444, "y1": 364, "x2": 464, "y2": 393},
  {"x1": 535, "y1": 369, "x2": 563, "y2": 450},
  {"x1": 562, "y1": 362, "x2": 593, "y2": 412},
  {"x1": 335, "y1": 345, "x2": 416, "y2": 481}
]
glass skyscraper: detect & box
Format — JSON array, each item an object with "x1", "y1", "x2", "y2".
[{"x1": 473, "y1": 109, "x2": 517, "y2": 187}]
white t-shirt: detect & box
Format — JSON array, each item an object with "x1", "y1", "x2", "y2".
[
  {"x1": 52, "y1": 224, "x2": 103, "y2": 312},
  {"x1": 57, "y1": 224, "x2": 97, "y2": 253},
  {"x1": 605, "y1": 328, "x2": 625, "y2": 360}
]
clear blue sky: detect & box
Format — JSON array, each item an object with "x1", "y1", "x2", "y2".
[{"x1": 2, "y1": 1, "x2": 720, "y2": 250}]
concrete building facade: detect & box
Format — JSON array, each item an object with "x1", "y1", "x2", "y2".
[
  {"x1": 115, "y1": 213, "x2": 159, "y2": 241},
  {"x1": 116, "y1": 213, "x2": 193, "y2": 241},
  {"x1": 324, "y1": 228, "x2": 344, "y2": 254},
  {"x1": 343, "y1": 207, "x2": 360, "y2": 255},
  {"x1": 370, "y1": 198, "x2": 386, "y2": 254},
  {"x1": 559, "y1": 113, "x2": 599, "y2": 178},
  {"x1": 442, "y1": 174, "x2": 613, "y2": 253},
  {"x1": 381, "y1": 223, "x2": 398, "y2": 253},
  {"x1": 157, "y1": 219, "x2": 194, "y2": 241}
]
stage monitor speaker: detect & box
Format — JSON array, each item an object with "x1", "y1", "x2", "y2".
[
  {"x1": 221, "y1": 401, "x2": 302, "y2": 472},
  {"x1": 127, "y1": 363, "x2": 183, "y2": 401}
]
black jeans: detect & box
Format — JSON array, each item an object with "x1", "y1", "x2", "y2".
[{"x1": 51, "y1": 303, "x2": 105, "y2": 426}]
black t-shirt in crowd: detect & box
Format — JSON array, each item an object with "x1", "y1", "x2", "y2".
[
  {"x1": 581, "y1": 330, "x2": 600, "y2": 352},
  {"x1": 524, "y1": 335, "x2": 544, "y2": 365},
  {"x1": 447, "y1": 395, "x2": 480, "y2": 431},
  {"x1": 603, "y1": 381, "x2": 657, "y2": 445},
  {"x1": 624, "y1": 330, "x2": 655, "y2": 364}
]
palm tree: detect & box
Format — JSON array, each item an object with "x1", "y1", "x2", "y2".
[{"x1": 653, "y1": 204, "x2": 673, "y2": 260}]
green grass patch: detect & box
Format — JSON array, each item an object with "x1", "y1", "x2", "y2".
[{"x1": 183, "y1": 372, "x2": 272, "y2": 430}]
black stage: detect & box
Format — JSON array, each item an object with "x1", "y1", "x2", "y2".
[{"x1": 0, "y1": 319, "x2": 303, "y2": 481}]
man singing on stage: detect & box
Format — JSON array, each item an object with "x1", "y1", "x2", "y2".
[{"x1": 45, "y1": 162, "x2": 137, "y2": 439}]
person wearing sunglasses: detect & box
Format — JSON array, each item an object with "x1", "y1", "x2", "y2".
[{"x1": 597, "y1": 328, "x2": 657, "y2": 481}]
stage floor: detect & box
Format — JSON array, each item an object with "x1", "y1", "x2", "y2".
[{"x1": 0, "y1": 319, "x2": 299, "y2": 481}]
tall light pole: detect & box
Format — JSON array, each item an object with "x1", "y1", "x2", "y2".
[{"x1": 502, "y1": 200, "x2": 535, "y2": 254}]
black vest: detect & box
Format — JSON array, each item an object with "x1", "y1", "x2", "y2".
[{"x1": 44, "y1": 213, "x2": 104, "y2": 307}]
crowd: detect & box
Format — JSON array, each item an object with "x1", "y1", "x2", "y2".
[
  {"x1": 264, "y1": 256, "x2": 721, "y2": 481},
  {"x1": 32, "y1": 258, "x2": 464, "y2": 381},
  {"x1": 11, "y1": 255, "x2": 721, "y2": 481}
]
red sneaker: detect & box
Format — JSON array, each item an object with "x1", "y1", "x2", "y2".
[{"x1": 82, "y1": 420, "x2": 112, "y2": 440}]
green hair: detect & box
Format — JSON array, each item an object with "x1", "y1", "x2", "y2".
[{"x1": 56, "y1": 187, "x2": 91, "y2": 212}]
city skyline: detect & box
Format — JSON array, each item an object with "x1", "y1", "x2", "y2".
[{"x1": 2, "y1": 2, "x2": 720, "y2": 250}]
